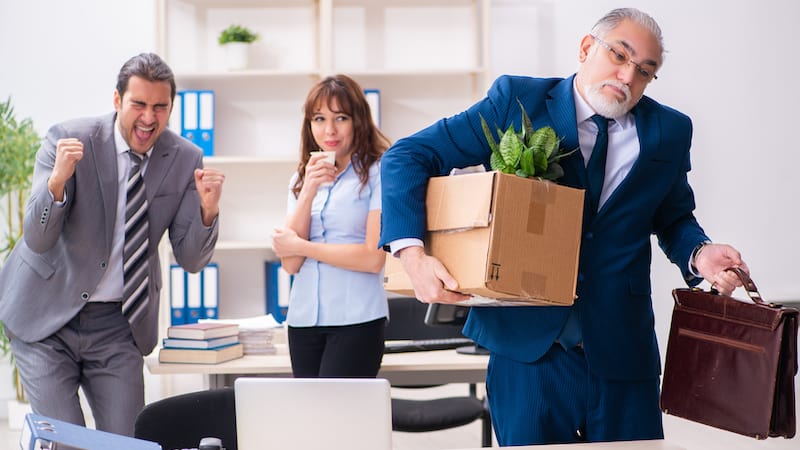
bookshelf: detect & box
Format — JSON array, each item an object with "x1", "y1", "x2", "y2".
[{"x1": 154, "y1": 0, "x2": 491, "y2": 320}]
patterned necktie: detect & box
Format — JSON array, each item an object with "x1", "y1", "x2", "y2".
[
  {"x1": 586, "y1": 114, "x2": 610, "y2": 213},
  {"x1": 122, "y1": 151, "x2": 150, "y2": 322}
]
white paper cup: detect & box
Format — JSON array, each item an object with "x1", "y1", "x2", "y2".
[{"x1": 313, "y1": 151, "x2": 336, "y2": 187}]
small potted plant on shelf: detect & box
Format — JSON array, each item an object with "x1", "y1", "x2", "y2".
[
  {"x1": 0, "y1": 97, "x2": 40, "y2": 429},
  {"x1": 218, "y1": 24, "x2": 260, "y2": 71}
]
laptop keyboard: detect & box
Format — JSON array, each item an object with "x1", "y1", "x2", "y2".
[{"x1": 383, "y1": 337, "x2": 475, "y2": 353}]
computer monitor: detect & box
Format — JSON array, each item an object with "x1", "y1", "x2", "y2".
[{"x1": 424, "y1": 303, "x2": 489, "y2": 355}]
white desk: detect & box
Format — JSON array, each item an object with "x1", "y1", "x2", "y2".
[
  {"x1": 450, "y1": 440, "x2": 685, "y2": 450},
  {"x1": 145, "y1": 344, "x2": 489, "y2": 388}
]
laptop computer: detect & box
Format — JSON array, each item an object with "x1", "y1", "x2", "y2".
[{"x1": 234, "y1": 377, "x2": 393, "y2": 450}]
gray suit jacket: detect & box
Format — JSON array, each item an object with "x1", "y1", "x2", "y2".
[{"x1": 0, "y1": 113, "x2": 218, "y2": 354}]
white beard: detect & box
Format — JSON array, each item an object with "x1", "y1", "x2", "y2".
[{"x1": 584, "y1": 80, "x2": 635, "y2": 118}]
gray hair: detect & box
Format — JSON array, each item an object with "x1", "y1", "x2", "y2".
[{"x1": 591, "y1": 8, "x2": 665, "y2": 61}]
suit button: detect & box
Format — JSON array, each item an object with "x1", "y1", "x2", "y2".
[
  {"x1": 100, "y1": 261, "x2": 107, "y2": 269},
  {"x1": 81, "y1": 292, "x2": 89, "y2": 300}
]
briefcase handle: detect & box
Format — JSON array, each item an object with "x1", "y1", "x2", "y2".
[{"x1": 719, "y1": 267, "x2": 764, "y2": 305}]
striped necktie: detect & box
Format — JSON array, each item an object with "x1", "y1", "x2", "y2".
[
  {"x1": 586, "y1": 114, "x2": 610, "y2": 213},
  {"x1": 122, "y1": 151, "x2": 150, "y2": 322}
]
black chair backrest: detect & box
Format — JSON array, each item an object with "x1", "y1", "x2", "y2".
[{"x1": 134, "y1": 387, "x2": 237, "y2": 450}]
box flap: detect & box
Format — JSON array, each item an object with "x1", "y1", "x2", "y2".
[{"x1": 426, "y1": 172, "x2": 494, "y2": 231}]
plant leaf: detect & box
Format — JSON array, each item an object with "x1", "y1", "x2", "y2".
[
  {"x1": 479, "y1": 113, "x2": 498, "y2": 154},
  {"x1": 498, "y1": 126, "x2": 522, "y2": 169},
  {"x1": 516, "y1": 98, "x2": 535, "y2": 144},
  {"x1": 490, "y1": 150, "x2": 507, "y2": 172},
  {"x1": 533, "y1": 149, "x2": 548, "y2": 174},
  {"x1": 540, "y1": 162, "x2": 565, "y2": 181},
  {"x1": 519, "y1": 146, "x2": 534, "y2": 176},
  {"x1": 530, "y1": 126, "x2": 559, "y2": 160},
  {"x1": 549, "y1": 146, "x2": 579, "y2": 163}
]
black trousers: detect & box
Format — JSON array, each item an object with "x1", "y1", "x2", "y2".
[{"x1": 288, "y1": 317, "x2": 386, "y2": 378}]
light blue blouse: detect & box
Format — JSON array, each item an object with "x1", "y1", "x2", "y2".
[{"x1": 284, "y1": 160, "x2": 387, "y2": 327}]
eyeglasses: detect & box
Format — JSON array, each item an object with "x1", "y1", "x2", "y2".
[{"x1": 591, "y1": 35, "x2": 658, "y2": 82}]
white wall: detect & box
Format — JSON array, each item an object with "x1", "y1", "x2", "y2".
[
  {"x1": 0, "y1": 0, "x2": 157, "y2": 416},
  {"x1": 1, "y1": 0, "x2": 798, "y2": 447},
  {"x1": 0, "y1": 0, "x2": 156, "y2": 127}
]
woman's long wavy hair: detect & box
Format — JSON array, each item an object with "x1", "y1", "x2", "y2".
[{"x1": 291, "y1": 74, "x2": 390, "y2": 198}]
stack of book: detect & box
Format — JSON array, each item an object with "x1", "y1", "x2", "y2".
[
  {"x1": 200, "y1": 315, "x2": 281, "y2": 355},
  {"x1": 158, "y1": 322, "x2": 243, "y2": 364}
]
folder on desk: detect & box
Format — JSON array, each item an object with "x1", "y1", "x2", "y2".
[
  {"x1": 21, "y1": 413, "x2": 160, "y2": 450},
  {"x1": 178, "y1": 90, "x2": 214, "y2": 156}
]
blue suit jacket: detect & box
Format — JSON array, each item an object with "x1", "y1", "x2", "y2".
[{"x1": 379, "y1": 75, "x2": 709, "y2": 380}]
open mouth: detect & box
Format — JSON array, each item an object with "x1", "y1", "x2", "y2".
[{"x1": 134, "y1": 124, "x2": 156, "y2": 143}]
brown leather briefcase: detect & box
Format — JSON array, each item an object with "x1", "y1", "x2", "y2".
[{"x1": 661, "y1": 268, "x2": 798, "y2": 439}]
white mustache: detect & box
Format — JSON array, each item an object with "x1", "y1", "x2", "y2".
[{"x1": 600, "y1": 81, "x2": 631, "y2": 102}]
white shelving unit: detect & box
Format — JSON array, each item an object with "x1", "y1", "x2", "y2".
[{"x1": 154, "y1": 0, "x2": 491, "y2": 320}]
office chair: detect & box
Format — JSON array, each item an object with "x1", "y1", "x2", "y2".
[
  {"x1": 386, "y1": 297, "x2": 493, "y2": 447},
  {"x1": 134, "y1": 387, "x2": 238, "y2": 450}
]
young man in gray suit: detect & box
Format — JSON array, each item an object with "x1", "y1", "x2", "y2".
[
  {"x1": 0, "y1": 53, "x2": 224, "y2": 436},
  {"x1": 379, "y1": 8, "x2": 748, "y2": 446}
]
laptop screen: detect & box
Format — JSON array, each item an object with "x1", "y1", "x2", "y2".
[{"x1": 234, "y1": 377, "x2": 392, "y2": 450}]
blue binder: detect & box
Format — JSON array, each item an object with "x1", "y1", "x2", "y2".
[
  {"x1": 265, "y1": 261, "x2": 293, "y2": 323},
  {"x1": 202, "y1": 263, "x2": 220, "y2": 320},
  {"x1": 21, "y1": 413, "x2": 160, "y2": 450},
  {"x1": 177, "y1": 90, "x2": 214, "y2": 156},
  {"x1": 186, "y1": 270, "x2": 203, "y2": 323},
  {"x1": 169, "y1": 264, "x2": 187, "y2": 325},
  {"x1": 170, "y1": 263, "x2": 220, "y2": 325},
  {"x1": 364, "y1": 89, "x2": 381, "y2": 127}
]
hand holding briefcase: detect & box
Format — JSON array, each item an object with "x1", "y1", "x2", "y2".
[{"x1": 661, "y1": 268, "x2": 798, "y2": 439}]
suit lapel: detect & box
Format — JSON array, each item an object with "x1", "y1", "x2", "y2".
[
  {"x1": 594, "y1": 100, "x2": 658, "y2": 217},
  {"x1": 144, "y1": 134, "x2": 178, "y2": 204},
  {"x1": 545, "y1": 75, "x2": 586, "y2": 190},
  {"x1": 90, "y1": 114, "x2": 119, "y2": 249}
]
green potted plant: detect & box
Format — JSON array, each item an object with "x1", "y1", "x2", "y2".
[
  {"x1": 218, "y1": 24, "x2": 260, "y2": 71},
  {"x1": 0, "y1": 96, "x2": 40, "y2": 427},
  {"x1": 480, "y1": 99, "x2": 575, "y2": 181}
]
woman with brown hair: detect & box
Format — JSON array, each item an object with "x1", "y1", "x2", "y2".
[{"x1": 272, "y1": 74, "x2": 391, "y2": 377}]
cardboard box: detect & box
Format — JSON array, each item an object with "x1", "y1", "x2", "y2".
[{"x1": 384, "y1": 171, "x2": 584, "y2": 306}]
